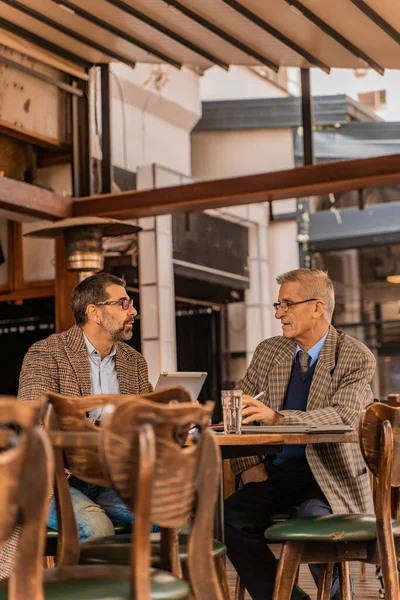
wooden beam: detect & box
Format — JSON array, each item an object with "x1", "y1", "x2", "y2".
[
  {"x1": 55, "y1": 238, "x2": 77, "y2": 333},
  {"x1": 73, "y1": 154, "x2": 400, "y2": 219},
  {"x1": 0, "y1": 176, "x2": 73, "y2": 220},
  {"x1": 0, "y1": 284, "x2": 55, "y2": 303},
  {"x1": 0, "y1": 119, "x2": 67, "y2": 150}
]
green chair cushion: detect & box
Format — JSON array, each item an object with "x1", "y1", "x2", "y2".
[
  {"x1": 45, "y1": 523, "x2": 131, "y2": 556},
  {"x1": 79, "y1": 533, "x2": 226, "y2": 566},
  {"x1": 47, "y1": 529, "x2": 58, "y2": 539},
  {"x1": 0, "y1": 570, "x2": 190, "y2": 600},
  {"x1": 265, "y1": 514, "x2": 400, "y2": 543}
]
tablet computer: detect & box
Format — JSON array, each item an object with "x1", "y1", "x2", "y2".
[{"x1": 154, "y1": 372, "x2": 207, "y2": 400}]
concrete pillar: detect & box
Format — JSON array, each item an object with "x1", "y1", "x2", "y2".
[
  {"x1": 137, "y1": 165, "x2": 177, "y2": 386},
  {"x1": 245, "y1": 204, "x2": 273, "y2": 364},
  {"x1": 268, "y1": 220, "x2": 299, "y2": 336}
]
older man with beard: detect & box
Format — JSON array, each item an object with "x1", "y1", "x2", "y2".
[{"x1": 18, "y1": 272, "x2": 153, "y2": 540}]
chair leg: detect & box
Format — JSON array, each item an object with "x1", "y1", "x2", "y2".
[
  {"x1": 273, "y1": 542, "x2": 304, "y2": 600},
  {"x1": 317, "y1": 563, "x2": 334, "y2": 600},
  {"x1": 215, "y1": 556, "x2": 232, "y2": 600},
  {"x1": 339, "y1": 562, "x2": 351, "y2": 600},
  {"x1": 359, "y1": 561, "x2": 366, "y2": 581},
  {"x1": 234, "y1": 575, "x2": 245, "y2": 600}
]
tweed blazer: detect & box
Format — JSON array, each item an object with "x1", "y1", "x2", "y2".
[
  {"x1": 233, "y1": 325, "x2": 376, "y2": 515},
  {"x1": 18, "y1": 324, "x2": 153, "y2": 401},
  {"x1": 0, "y1": 326, "x2": 153, "y2": 581}
]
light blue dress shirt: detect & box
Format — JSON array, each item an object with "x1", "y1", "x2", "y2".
[
  {"x1": 83, "y1": 333, "x2": 120, "y2": 420},
  {"x1": 295, "y1": 329, "x2": 329, "y2": 366}
]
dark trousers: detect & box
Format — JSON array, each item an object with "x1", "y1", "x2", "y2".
[{"x1": 224, "y1": 463, "x2": 340, "y2": 600}]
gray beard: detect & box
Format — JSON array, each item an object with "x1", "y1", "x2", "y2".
[{"x1": 111, "y1": 327, "x2": 133, "y2": 342}]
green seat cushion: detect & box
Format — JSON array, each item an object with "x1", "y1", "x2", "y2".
[
  {"x1": 80, "y1": 533, "x2": 226, "y2": 566},
  {"x1": 47, "y1": 529, "x2": 58, "y2": 539},
  {"x1": 265, "y1": 514, "x2": 400, "y2": 543},
  {"x1": 45, "y1": 524, "x2": 131, "y2": 556},
  {"x1": 0, "y1": 570, "x2": 190, "y2": 600}
]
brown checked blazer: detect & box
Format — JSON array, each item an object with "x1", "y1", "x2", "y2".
[
  {"x1": 0, "y1": 326, "x2": 152, "y2": 580},
  {"x1": 18, "y1": 324, "x2": 153, "y2": 401},
  {"x1": 233, "y1": 325, "x2": 376, "y2": 515}
]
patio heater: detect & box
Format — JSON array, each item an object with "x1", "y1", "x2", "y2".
[{"x1": 25, "y1": 216, "x2": 141, "y2": 281}]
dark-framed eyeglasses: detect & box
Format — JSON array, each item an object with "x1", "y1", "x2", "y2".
[
  {"x1": 273, "y1": 298, "x2": 317, "y2": 313},
  {"x1": 95, "y1": 298, "x2": 134, "y2": 311}
]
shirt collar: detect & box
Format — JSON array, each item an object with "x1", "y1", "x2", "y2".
[
  {"x1": 295, "y1": 330, "x2": 329, "y2": 367},
  {"x1": 83, "y1": 333, "x2": 116, "y2": 358}
]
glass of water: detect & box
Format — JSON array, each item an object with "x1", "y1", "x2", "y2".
[{"x1": 221, "y1": 390, "x2": 243, "y2": 434}]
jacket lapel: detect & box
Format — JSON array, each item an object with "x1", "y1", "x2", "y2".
[
  {"x1": 307, "y1": 325, "x2": 338, "y2": 410},
  {"x1": 115, "y1": 344, "x2": 132, "y2": 395},
  {"x1": 63, "y1": 325, "x2": 92, "y2": 397},
  {"x1": 268, "y1": 340, "x2": 296, "y2": 411}
]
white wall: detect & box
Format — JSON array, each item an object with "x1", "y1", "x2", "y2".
[
  {"x1": 109, "y1": 64, "x2": 201, "y2": 176},
  {"x1": 192, "y1": 127, "x2": 295, "y2": 179},
  {"x1": 311, "y1": 68, "x2": 400, "y2": 121},
  {"x1": 200, "y1": 66, "x2": 290, "y2": 100},
  {"x1": 268, "y1": 220, "x2": 299, "y2": 337}
]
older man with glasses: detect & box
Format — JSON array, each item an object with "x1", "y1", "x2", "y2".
[
  {"x1": 225, "y1": 268, "x2": 376, "y2": 600},
  {"x1": 18, "y1": 272, "x2": 153, "y2": 540}
]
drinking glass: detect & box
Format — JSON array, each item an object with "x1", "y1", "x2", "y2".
[{"x1": 221, "y1": 390, "x2": 243, "y2": 434}]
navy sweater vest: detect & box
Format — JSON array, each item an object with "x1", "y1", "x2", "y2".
[{"x1": 272, "y1": 354, "x2": 316, "y2": 472}]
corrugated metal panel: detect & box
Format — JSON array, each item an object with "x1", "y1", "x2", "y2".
[
  {"x1": 294, "y1": 122, "x2": 400, "y2": 160},
  {"x1": 194, "y1": 95, "x2": 381, "y2": 131}
]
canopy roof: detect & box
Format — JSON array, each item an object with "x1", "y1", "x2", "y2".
[{"x1": 1, "y1": 0, "x2": 400, "y2": 74}]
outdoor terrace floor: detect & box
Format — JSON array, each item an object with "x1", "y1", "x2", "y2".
[{"x1": 227, "y1": 559, "x2": 382, "y2": 599}]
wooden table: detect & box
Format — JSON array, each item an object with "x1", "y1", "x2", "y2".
[
  {"x1": 215, "y1": 430, "x2": 359, "y2": 459},
  {"x1": 214, "y1": 430, "x2": 359, "y2": 543}
]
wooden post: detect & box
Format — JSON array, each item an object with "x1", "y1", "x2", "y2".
[{"x1": 55, "y1": 238, "x2": 77, "y2": 333}]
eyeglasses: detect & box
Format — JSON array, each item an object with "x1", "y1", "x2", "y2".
[
  {"x1": 94, "y1": 298, "x2": 134, "y2": 311},
  {"x1": 273, "y1": 298, "x2": 317, "y2": 312}
]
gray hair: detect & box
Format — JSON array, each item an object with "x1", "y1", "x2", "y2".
[{"x1": 276, "y1": 268, "x2": 335, "y2": 322}]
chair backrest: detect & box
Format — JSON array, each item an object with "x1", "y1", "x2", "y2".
[
  {"x1": 359, "y1": 402, "x2": 400, "y2": 488},
  {"x1": 0, "y1": 398, "x2": 54, "y2": 600},
  {"x1": 43, "y1": 388, "x2": 192, "y2": 486},
  {"x1": 100, "y1": 398, "x2": 224, "y2": 600},
  {"x1": 41, "y1": 388, "x2": 193, "y2": 566},
  {"x1": 387, "y1": 394, "x2": 400, "y2": 407},
  {"x1": 359, "y1": 402, "x2": 400, "y2": 598}
]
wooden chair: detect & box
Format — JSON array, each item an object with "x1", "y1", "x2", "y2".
[
  {"x1": 0, "y1": 398, "x2": 190, "y2": 600},
  {"x1": 43, "y1": 387, "x2": 192, "y2": 564},
  {"x1": 43, "y1": 390, "x2": 229, "y2": 599},
  {"x1": 96, "y1": 396, "x2": 227, "y2": 600},
  {"x1": 264, "y1": 402, "x2": 400, "y2": 600},
  {"x1": 0, "y1": 398, "x2": 53, "y2": 599}
]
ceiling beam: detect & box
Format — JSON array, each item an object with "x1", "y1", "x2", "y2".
[
  {"x1": 103, "y1": 0, "x2": 230, "y2": 71},
  {"x1": 0, "y1": 176, "x2": 73, "y2": 220},
  {"x1": 74, "y1": 154, "x2": 400, "y2": 220},
  {"x1": 1, "y1": 0, "x2": 136, "y2": 70},
  {"x1": 50, "y1": 0, "x2": 182, "y2": 70},
  {"x1": 281, "y1": 0, "x2": 384, "y2": 75},
  {"x1": 160, "y1": 0, "x2": 279, "y2": 72},
  {"x1": 0, "y1": 16, "x2": 91, "y2": 69},
  {"x1": 348, "y1": 0, "x2": 400, "y2": 45},
  {"x1": 219, "y1": 0, "x2": 330, "y2": 73}
]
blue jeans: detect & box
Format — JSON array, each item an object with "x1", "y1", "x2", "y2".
[{"x1": 48, "y1": 476, "x2": 158, "y2": 540}]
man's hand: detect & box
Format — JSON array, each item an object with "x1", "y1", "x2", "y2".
[
  {"x1": 242, "y1": 395, "x2": 284, "y2": 425},
  {"x1": 241, "y1": 463, "x2": 268, "y2": 485}
]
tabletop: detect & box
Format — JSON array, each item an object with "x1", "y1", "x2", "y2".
[{"x1": 214, "y1": 431, "x2": 359, "y2": 459}]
